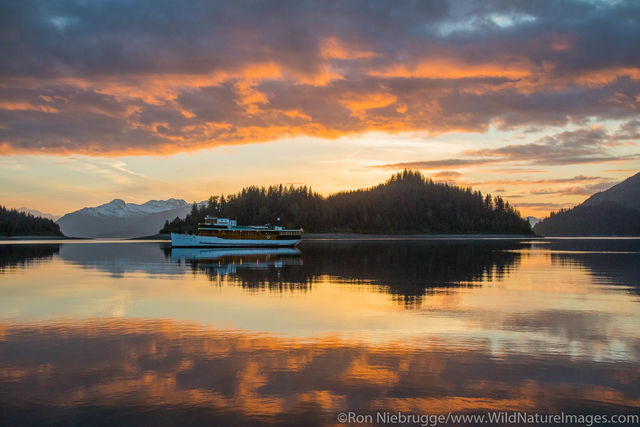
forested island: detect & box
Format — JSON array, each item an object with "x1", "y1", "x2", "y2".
[
  {"x1": 0, "y1": 205, "x2": 64, "y2": 236},
  {"x1": 161, "y1": 170, "x2": 532, "y2": 235}
]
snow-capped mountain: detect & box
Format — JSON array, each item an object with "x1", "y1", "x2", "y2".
[
  {"x1": 56, "y1": 198, "x2": 197, "y2": 238},
  {"x1": 17, "y1": 207, "x2": 61, "y2": 221},
  {"x1": 75, "y1": 198, "x2": 189, "y2": 218},
  {"x1": 525, "y1": 216, "x2": 541, "y2": 227}
]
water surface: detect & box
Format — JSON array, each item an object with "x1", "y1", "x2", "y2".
[{"x1": 1, "y1": 238, "x2": 639, "y2": 425}]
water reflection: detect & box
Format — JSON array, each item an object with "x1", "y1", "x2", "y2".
[
  {"x1": 1, "y1": 319, "x2": 638, "y2": 426},
  {"x1": 294, "y1": 241, "x2": 525, "y2": 305},
  {"x1": 1, "y1": 239, "x2": 640, "y2": 424},
  {"x1": 546, "y1": 239, "x2": 640, "y2": 295},
  {"x1": 1, "y1": 241, "x2": 527, "y2": 304},
  {"x1": 166, "y1": 241, "x2": 526, "y2": 305},
  {"x1": 0, "y1": 243, "x2": 59, "y2": 271},
  {"x1": 171, "y1": 247, "x2": 308, "y2": 293},
  {"x1": 60, "y1": 242, "x2": 184, "y2": 278}
]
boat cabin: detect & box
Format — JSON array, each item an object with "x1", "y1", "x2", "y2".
[{"x1": 203, "y1": 216, "x2": 237, "y2": 228}]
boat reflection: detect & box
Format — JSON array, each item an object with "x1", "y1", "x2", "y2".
[
  {"x1": 171, "y1": 247, "x2": 307, "y2": 292},
  {"x1": 170, "y1": 246, "x2": 302, "y2": 263}
]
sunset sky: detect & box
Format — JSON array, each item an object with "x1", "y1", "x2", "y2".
[{"x1": 1, "y1": 0, "x2": 639, "y2": 217}]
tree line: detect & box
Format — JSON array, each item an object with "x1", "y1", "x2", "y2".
[
  {"x1": 533, "y1": 203, "x2": 640, "y2": 236},
  {"x1": 0, "y1": 205, "x2": 63, "y2": 236},
  {"x1": 161, "y1": 170, "x2": 532, "y2": 234}
]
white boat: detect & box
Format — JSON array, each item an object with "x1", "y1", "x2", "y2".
[{"x1": 170, "y1": 216, "x2": 302, "y2": 247}]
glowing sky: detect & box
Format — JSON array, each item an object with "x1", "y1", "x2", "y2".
[{"x1": 1, "y1": 0, "x2": 639, "y2": 216}]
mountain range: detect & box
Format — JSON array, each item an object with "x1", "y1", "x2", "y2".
[
  {"x1": 56, "y1": 198, "x2": 199, "y2": 238},
  {"x1": 534, "y1": 172, "x2": 640, "y2": 236},
  {"x1": 14, "y1": 170, "x2": 640, "y2": 238},
  {"x1": 17, "y1": 207, "x2": 60, "y2": 221}
]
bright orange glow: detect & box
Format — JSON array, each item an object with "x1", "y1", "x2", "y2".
[
  {"x1": 1, "y1": 59, "x2": 639, "y2": 160},
  {"x1": 339, "y1": 92, "x2": 398, "y2": 117},
  {"x1": 320, "y1": 37, "x2": 377, "y2": 60},
  {"x1": 0, "y1": 101, "x2": 59, "y2": 113}
]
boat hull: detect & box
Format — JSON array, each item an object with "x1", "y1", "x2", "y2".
[{"x1": 171, "y1": 232, "x2": 301, "y2": 247}]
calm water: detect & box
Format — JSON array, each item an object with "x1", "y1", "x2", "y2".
[{"x1": 1, "y1": 238, "x2": 639, "y2": 425}]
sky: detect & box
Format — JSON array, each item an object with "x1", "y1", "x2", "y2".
[{"x1": 0, "y1": 0, "x2": 639, "y2": 217}]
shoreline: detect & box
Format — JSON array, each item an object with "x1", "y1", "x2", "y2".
[
  {"x1": 3, "y1": 234, "x2": 640, "y2": 242},
  {"x1": 0, "y1": 235, "x2": 88, "y2": 240},
  {"x1": 129, "y1": 232, "x2": 539, "y2": 241},
  {"x1": 302, "y1": 233, "x2": 540, "y2": 240}
]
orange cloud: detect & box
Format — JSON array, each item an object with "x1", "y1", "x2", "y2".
[
  {"x1": 551, "y1": 37, "x2": 574, "y2": 52},
  {"x1": 1, "y1": 1, "x2": 640, "y2": 157},
  {"x1": 0, "y1": 101, "x2": 59, "y2": 113},
  {"x1": 339, "y1": 92, "x2": 398, "y2": 117},
  {"x1": 320, "y1": 37, "x2": 377, "y2": 60},
  {"x1": 369, "y1": 57, "x2": 532, "y2": 80}
]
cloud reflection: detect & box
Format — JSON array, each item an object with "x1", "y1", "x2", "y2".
[{"x1": 0, "y1": 318, "x2": 639, "y2": 425}]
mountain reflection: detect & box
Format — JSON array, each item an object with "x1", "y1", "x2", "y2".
[
  {"x1": 170, "y1": 241, "x2": 526, "y2": 305},
  {"x1": 0, "y1": 243, "x2": 60, "y2": 271},
  {"x1": 59, "y1": 242, "x2": 185, "y2": 277},
  {"x1": 547, "y1": 239, "x2": 640, "y2": 295},
  {"x1": 1, "y1": 319, "x2": 638, "y2": 426}
]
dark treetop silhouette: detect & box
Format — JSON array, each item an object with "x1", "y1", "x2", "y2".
[
  {"x1": 162, "y1": 171, "x2": 532, "y2": 235},
  {"x1": 0, "y1": 205, "x2": 63, "y2": 237}
]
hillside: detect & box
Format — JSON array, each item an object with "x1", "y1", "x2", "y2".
[
  {"x1": 57, "y1": 199, "x2": 193, "y2": 238},
  {"x1": 0, "y1": 205, "x2": 63, "y2": 236},
  {"x1": 162, "y1": 170, "x2": 532, "y2": 235},
  {"x1": 534, "y1": 172, "x2": 640, "y2": 236},
  {"x1": 581, "y1": 172, "x2": 640, "y2": 211}
]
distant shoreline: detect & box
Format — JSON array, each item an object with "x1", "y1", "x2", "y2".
[
  {"x1": 4, "y1": 234, "x2": 639, "y2": 242},
  {"x1": 302, "y1": 233, "x2": 540, "y2": 240},
  {"x1": 129, "y1": 232, "x2": 540, "y2": 241},
  {"x1": 129, "y1": 233, "x2": 171, "y2": 240},
  {"x1": 0, "y1": 235, "x2": 88, "y2": 240}
]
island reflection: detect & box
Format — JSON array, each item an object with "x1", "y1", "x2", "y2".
[
  {"x1": 168, "y1": 240, "x2": 526, "y2": 304},
  {"x1": 1, "y1": 241, "x2": 525, "y2": 304}
]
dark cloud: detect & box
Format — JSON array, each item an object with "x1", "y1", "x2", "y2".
[
  {"x1": 0, "y1": 0, "x2": 639, "y2": 154},
  {"x1": 371, "y1": 158, "x2": 498, "y2": 170},
  {"x1": 529, "y1": 175, "x2": 604, "y2": 184},
  {"x1": 465, "y1": 127, "x2": 640, "y2": 165},
  {"x1": 372, "y1": 126, "x2": 640, "y2": 170},
  {"x1": 528, "y1": 179, "x2": 619, "y2": 196},
  {"x1": 433, "y1": 170, "x2": 462, "y2": 179}
]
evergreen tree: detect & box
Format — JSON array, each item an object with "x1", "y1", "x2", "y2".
[
  {"x1": 160, "y1": 170, "x2": 532, "y2": 235},
  {"x1": 0, "y1": 206, "x2": 64, "y2": 236}
]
